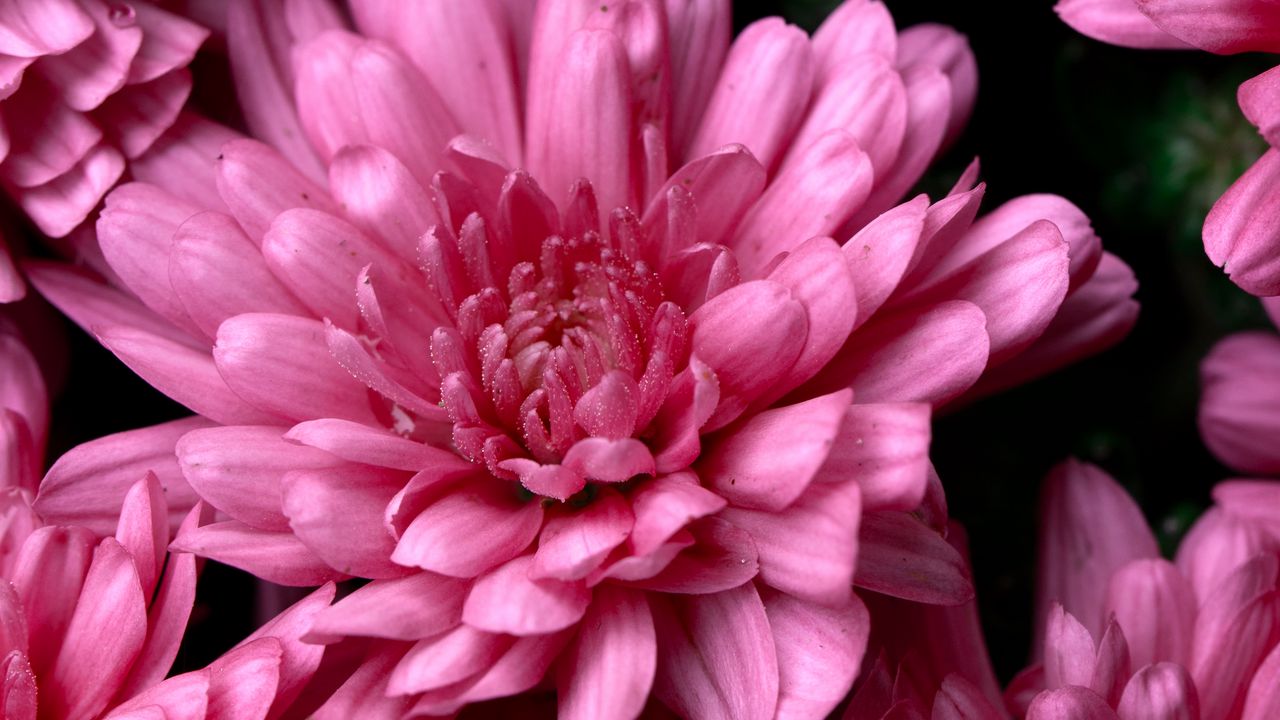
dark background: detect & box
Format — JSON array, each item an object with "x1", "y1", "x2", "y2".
[{"x1": 31, "y1": 0, "x2": 1276, "y2": 684}]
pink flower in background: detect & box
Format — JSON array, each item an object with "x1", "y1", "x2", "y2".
[
  {"x1": 1011, "y1": 459, "x2": 1280, "y2": 720},
  {"x1": 0, "y1": 0, "x2": 207, "y2": 302},
  {"x1": 1199, "y1": 297, "x2": 1280, "y2": 477},
  {"x1": 1, "y1": 474, "x2": 333, "y2": 719},
  {"x1": 1057, "y1": 0, "x2": 1280, "y2": 296},
  {"x1": 0, "y1": 314, "x2": 47, "y2": 495},
  {"x1": 21, "y1": 0, "x2": 1139, "y2": 716}
]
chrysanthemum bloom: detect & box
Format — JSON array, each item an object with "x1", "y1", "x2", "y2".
[
  {"x1": 1199, "y1": 297, "x2": 1280, "y2": 477},
  {"x1": 1, "y1": 473, "x2": 333, "y2": 719},
  {"x1": 30, "y1": 1, "x2": 1138, "y2": 716},
  {"x1": 1057, "y1": 0, "x2": 1280, "y2": 296},
  {"x1": 1009, "y1": 459, "x2": 1280, "y2": 720},
  {"x1": 0, "y1": 0, "x2": 208, "y2": 302}
]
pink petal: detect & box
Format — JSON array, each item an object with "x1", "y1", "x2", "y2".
[
  {"x1": 721, "y1": 477, "x2": 862, "y2": 605},
  {"x1": 855, "y1": 511, "x2": 974, "y2": 605},
  {"x1": 971, "y1": 251, "x2": 1138, "y2": 398},
  {"x1": 687, "y1": 17, "x2": 813, "y2": 172},
  {"x1": 1213, "y1": 479, "x2": 1280, "y2": 536},
  {"x1": 627, "y1": 472, "x2": 727, "y2": 556},
  {"x1": 843, "y1": 195, "x2": 929, "y2": 327},
  {"x1": 309, "y1": 642, "x2": 413, "y2": 719},
  {"x1": 1056, "y1": 0, "x2": 1189, "y2": 48},
  {"x1": 131, "y1": 113, "x2": 240, "y2": 211},
  {"x1": 628, "y1": 516, "x2": 759, "y2": 594},
  {"x1": 14, "y1": 144, "x2": 124, "y2": 237},
  {"x1": 665, "y1": 0, "x2": 731, "y2": 160},
  {"x1": 645, "y1": 144, "x2": 767, "y2": 254},
  {"x1": 732, "y1": 130, "x2": 874, "y2": 278},
  {"x1": 1117, "y1": 662, "x2": 1199, "y2": 720},
  {"x1": 761, "y1": 238, "x2": 859, "y2": 400},
  {"x1": 46, "y1": 539, "x2": 147, "y2": 720},
  {"x1": 446, "y1": 631, "x2": 573, "y2": 708},
  {"x1": 462, "y1": 555, "x2": 591, "y2": 635},
  {"x1": 282, "y1": 464, "x2": 406, "y2": 578},
  {"x1": 899, "y1": 24, "x2": 977, "y2": 149},
  {"x1": 932, "y1": 674, "x2": 1006, "y2": 720},
  {"x1": 0, "y1": 0, "x2": 93, "y2": 57},
  {"x1": 1239, "y1": 65, "x2": 1280, "y2": 146},
  {"x1": 1198, "y1": 331, "x2": 1280, "y2": 475},
  {"x1": 10, "y1": 526, "x2": 94, "y2": 678},
  {"x1": 38, "y1": 0, "x2": 141, "y2": 112},
  {"x1": 176, "y1": 425, "x2": 336, "y2": 532},
  {"x1": 169, "y1": 520, "x2": 345, "y2": 587},
  {"x1": 1035, "y1": 459, "x2": 1158, "y2": 650},
  {"x1": 103, "y1": 671, "x2": 209, "y2": 720},
  {"x1": 763, "y1": 588, "x2": 869, "y2": 720},
  {"x1": 811, "y1": 0, "x2": 896, "y2": 80},
  {"x1": 688, "y1": 280, "x2": 807, "y2": 429},
  {"x1": 1136, "y1": 0, "x2": 1280, "y2": 53},
  {"x1": 307, "y1": 573, "x2": 467, "y2": 643},
  {"x1": 97, "y1": 182, "x2": 202, "y2": 335},
  {"x1": 700, "y1": 389, "x2": 852, "y2": 512},
  {"x1": 352, "y1": 0, "x2": 522, "y2": 162},
  {"x1": 36, "y1": 416, "x2": 209, "y2": 536},
  {"x1": 213, "y1": 313, "x2": 378, "y2": 424},
  {"x1": 284, "y1": 418, "x2": 464, "y2": 472},
  {"x1": 1104, "y1": 559, "x2": 1197, "y2": 669},
  {"x1": 388, "y1": 624, "x2": 510, "y2": 696},
  {"x1": 1243, "y1": 642, "x2": 1280, "y2": 720},
  {"x1": 169, "y1": 210, "x2": 310, "y2": 338},
  {"x1": 236, "y1": 582, "x2": 337, "y2": 718},
  {"x1": 391, "y1": 479, "x2": 543, "y2": 577},
  {"x1": 0, "y1": 331, "x2": 45, "y2": 455},
  {"x1": 93, "y1": 69, "x2": 192, "y2": 159},
  {"x1": 526, "y1": 28, "x2": 633, "y2": 220},
  {"x1": 1026, "y1": 686, "x2": 1120, "y2": 720},
  {"x1": 652, "y1": 583, "x2": 779, "y2": 720},
  {"x1": 1174, "y1": 506, "x2": 1280, "y2": 605},
  {"x1": 532, "y1": 487, "x2": 634, "y2": 581},
  {"x1": 649, "y1": 356, "x2": 721, "y2": 472},
  {"x1": 813, "y1": 402, "x2": 931, "y2": 513},
  {"x1": 1, "y1": 85, "x2": 102, "y2": 188},
  {"x1": 557, "y1": 584, "x2": 656, "y2": 720},
  {"x1": 99, "y1": 324, "x2": 291, "y2": 426},
  {"x1": 787, "y1": 53, "x2": 907, "y2": 180},
  {"x1": 204, "y1": 638, "x2": 284, "y2": 720},
  {"x1": 128, "y1": 3, "x2": 208, "y2": 83},
  {"x1": 113, "y1": 473, "x2": 167, "y2": 598},
  {"x1": 1044, "y1": 605, "x2": 1099, "y2": 690},
  {"x1": 804, "y1": 299, "x2": 990, "y2": 407},
  {"x1": 226, "y1": 0, "x2": 326, "y2": 182},
  {"x1": 215, "y1": 138, "x2": 338, "y2": 243},
  {"x1": 328, "y1": 144, "x2": 439, "y2": 264},
  {"x1": 1204, "y1": 148, "x2": 1280, "y2": 296}
]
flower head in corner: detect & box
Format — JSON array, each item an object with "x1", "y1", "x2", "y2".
[{"x1": 31, "y1": 1, "x2": 1138, "y2": 717}]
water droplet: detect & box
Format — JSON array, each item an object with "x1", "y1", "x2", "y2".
[{"x1": 109, "y1": 3, "x2": 137, "y2": 27}]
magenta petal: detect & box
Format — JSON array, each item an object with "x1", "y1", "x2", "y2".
[
  {"x1": 701, "y1": 389, "x2": 851, "y2": 512},
  {"x1": 391, "y1": 479, "x2": 543, "y2": 577},
  {"x1": 169, "y1": 520, "x2": 345, "y2": 587},
  {"x1": 814, "y1": 402, "x2": 932, "y2": 513},
  {"x1": 1115, "y1": 662, "x2": 1199, "y2": 720},
  {"x1": 309, "y1": 642, "x2": 412, "y2": 719},
  {"x1": 557, "y1": 584, "x2": 656, "y2": 720},
  {"x1": 46, "y1": 539, "x2": 147, "y2": 720},
  {"x1": 1103, "y1": 559, "x2": 1196, "y2": 669},
  {"x1": 652, "y1": 583, "x2": 779, "y2": 720},
  {"x1": 1204, "y1": 148, "x2": 1280, "y2": 296},
  {"x1": 932, "y1": 674, "x2": 1005, "y2": 720},
  {"x1": 806, "y1": 299, "x2": 990, "y2": 407},
  {"x1": 1035, "y1": 459, "x2": 1158, "y2": 648},
  {"x1": 689, "y1": 280, "x2": 807, "y2": 429},
  {"x1": 282, "y1": 464, "x2": 406, "y2": 579},
  {"x1": 1026, "y1": 686, "x2": 1120, "y2": 720},
  {"x1": 854, "y1": 511, "x2": 974, "y2": 605},
  {"x1": 1199, "y1": 332, "x2": 1280, "y2": 476},
  {"x1": 1136, "y1": 0, "x2": 1280, "y2": 53},
  {"x1": 36, "y1": 416, "x2": 208, "y2": 536},
  {"x1": 533, "y1": 488, "x2": 634, "y2": 581},
  {"x1": 176, "y1": 425, "x2": 337, "y2": 532},
  {"x1": 214, "y1": 313, "x2": 378, "y2": 424},
  {"x1": 462, "y1": 555, "x2": 591, "y2": 636},
  {"x1": 687, "y1": 18, "x2": 814, "y2": 172},
  {"x1": 763, "y1": 588, "x2": 869, "y2": 720},
  {"x1": 38, "y1": 1, "x2": 141, "y2": 112},
  {"x1": 1055, "y1": 0, "x2": 1189, "y2": 48},
  {"x1": 307, "y1": 573, "x2": 467, "y2": 643}
]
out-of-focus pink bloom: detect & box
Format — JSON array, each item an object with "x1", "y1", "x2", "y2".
[
  {"x1": 3, "y1": 474, "x2": 333, "y2": 719},
  {"x1": 1200, "y1": 302, "x2": 1280, "y2": 476},
  {"x1": 0, "y1": 316, "x2": 46, "y2": 495},
  {"x1": 1058, "y1": 0, "x2": 1280, "y2": 296},
  {"x1": 1012, "y1": 459, "x2": 1280, "y2": 720},
  {"x1": 0, "y1": 0, "x2": 207, "y2": 302},
  {"x1": 28, "y1": 1, "x2": 1138, "y2": 716}
]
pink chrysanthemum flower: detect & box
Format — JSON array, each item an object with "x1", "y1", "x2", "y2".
[
  {"x1": 1009, "y1": 459, "x2": 1280, "y2": 720},
  {"x1": 1057, "y1": 0, "x2": 1280, "y2": 296},
  {"x1": 0, "y1": 474, "x2": 332, "y2": 719},
  {"x1": 28, "y1": 1, "x2": 1138, "y2": 716}
]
